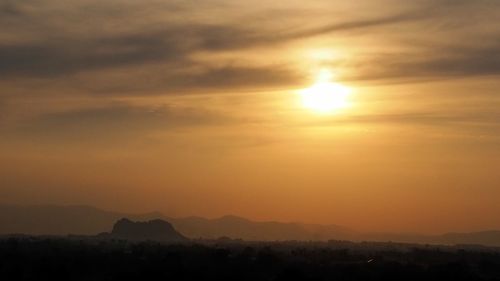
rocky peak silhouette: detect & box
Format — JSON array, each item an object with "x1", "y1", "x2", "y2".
[{"x1": 111, "y1": 218, "x2": 187, "y2": 242}]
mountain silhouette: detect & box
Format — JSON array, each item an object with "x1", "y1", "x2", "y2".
[
  {"x1": 0, "y1": 204, "x2": 353, "y2": 241},
  {"x1": 171, "y1": 215, "x2": 354, "y2": 241},
  {"x1": 108, "y1": 218, "x2": 187, "y2": 242},
  {"x1": 2, "y1": 204, "x2": 500, "y2": 247}
]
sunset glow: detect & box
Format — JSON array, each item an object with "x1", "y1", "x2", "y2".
[
  {"x1": 299, "y1": 70, "x2": 351, "y2": 113},
  {"x1": 1, "y1": 0, "x2": 500, "y2": 236}
]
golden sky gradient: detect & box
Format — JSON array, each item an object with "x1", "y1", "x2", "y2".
[{"x1": 1, "y1": 0, "x2": 500, "y2": 233}]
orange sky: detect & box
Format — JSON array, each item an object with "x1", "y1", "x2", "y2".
[{"x1": 1, "y1": 0, "x2": 500, "y2": 234}]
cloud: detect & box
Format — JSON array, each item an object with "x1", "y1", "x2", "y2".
[
  {"x1": 0, "y1": 99, "x2": 6, "y2": 122},
  {"x1": 3, "y1": 103, "x2": 234, "y2": 142},
  {"x1": 0, "y1": 1, "x2": 21, "y2": 16},
  {"x1": 0, "y1": 21, "x2": 305, "y2": 96},
  {"x1": 0, "y1": 36, "x2": 174, "y2": 78},
  {"x1": 1, "y1": 0, "x2": 499, "y2": 97},
  {"x1": 283, "y1": 10, "x2": 428, "y2": 40},
  {"x1": 84, "y1": 64, "x2": 302, "y2": 95},
  {"x1": 344, "y1": 41, "x2": 500, "y2": 83},
  {"x1": 299, "y1": 110, "x2": 500, "y2": 136},
  {"x1": 0, "y1": 12, "x2": 424, "y2": 78},
  {"x1": 0, "y1": 27, "x2": 231, "y2": 78},
  {"x1": 0, "y1": 0, "x2": 454, "y2": 94}
]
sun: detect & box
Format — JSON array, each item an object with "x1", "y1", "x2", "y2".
[{"x1": 299, "y1": 70, "x2": 352, "y2": 113}]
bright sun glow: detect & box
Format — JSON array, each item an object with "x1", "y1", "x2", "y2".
[{"x1": 299, "y1": 69, "x2": 352, "y2": 113}]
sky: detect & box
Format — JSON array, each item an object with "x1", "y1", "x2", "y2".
[{"x1": 1, "y1": 0, "x2": 500, "y2": 234}]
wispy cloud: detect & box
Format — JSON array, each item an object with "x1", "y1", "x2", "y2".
[
  {"x1": 5, "y1": 0, "x2": 497, "y2": 96},
  {"x1": 1, "y1": 0, "x2": 500, "y2": 136},
  {"x1": 343, "y1": 40, "x2": 500, "y2": 83},
  {"x1": 2, "y1": 103, "x2": 234, "y2": 141}
]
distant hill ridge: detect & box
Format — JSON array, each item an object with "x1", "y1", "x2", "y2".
[{"x1": 1, "y1": 204, "x2": 500, "y2": 247}]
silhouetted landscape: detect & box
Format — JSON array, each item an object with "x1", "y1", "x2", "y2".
[
  {"x1": 2, "y1": 204, "x2": 500, "y2": 247},
  {"x1": 2, "y1": 236, "x2": 500, "y2": 280},
  {"x1": 2, "y1": 205, "x2": 500, "y2": 280}
]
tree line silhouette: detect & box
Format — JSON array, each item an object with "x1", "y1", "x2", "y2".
[{"x1": 1, "y1": 237, "x2": 500, "y2": 280}]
